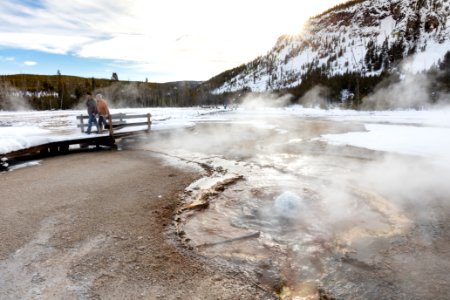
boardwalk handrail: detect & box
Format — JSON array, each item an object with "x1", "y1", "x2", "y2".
[
  {"x1": 76, "y1": 113, "x2": 152, "y2": 136},
  {"x1": 0, "y1": 113, "x2": 152, "y2": 166}
]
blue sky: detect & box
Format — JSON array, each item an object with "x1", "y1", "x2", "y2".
[
  {"x1": 0, "y1": 48, "x2": 167, "y2": 81},
  {"x1": 0, "y1": 0, "x2": 343, "y2": 82}
]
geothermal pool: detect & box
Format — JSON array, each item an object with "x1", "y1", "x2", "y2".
[{"x1": 140, "y1": 116, "x2": 450, "y2": 299}]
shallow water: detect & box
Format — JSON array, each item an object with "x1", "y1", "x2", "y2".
[{"x1": 139, "y1": 116, "x2": 450, "y2": 299}]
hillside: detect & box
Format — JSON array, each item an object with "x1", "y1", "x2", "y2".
[{"x1": 209, "y1": 0, "x2": 450, "y2": 106}]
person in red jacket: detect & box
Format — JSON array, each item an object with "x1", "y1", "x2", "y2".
[{"x1": 96, "y1": 94, "x2": 110, "y2": 131}]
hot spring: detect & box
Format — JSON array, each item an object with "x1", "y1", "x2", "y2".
[{"x1": 139, "y1": 116, "x2": 450, "y2": 299}]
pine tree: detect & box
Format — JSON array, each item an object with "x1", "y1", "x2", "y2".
[
  {"x1": 389, "y1": 37, "x2": 405, "y2": 64},
  {"x1": 91, "y1": 77, "x2": 96, "y2": 90},
  {"x1": 380, "y1": 38, "x2": 390, "y2": 69},
  {"x1": 57, "y1": 70, "x2": 64, "y2": 109},
  {"x1": 439, "y1": 51, "x2": 450, "y2": 72},
  {"x1": 364, "y1": 40, "x2": 375, "y2": 70}
]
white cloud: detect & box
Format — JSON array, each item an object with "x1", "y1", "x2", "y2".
[
  {"x1": 0, "y1": 56, "x2": 15, "y2": 62},
  {"x1": 0, "y1": 0, "x2": 343, "y2": 81},
  {"x1": 0, "y1": 33, "x2": 93, "y2": 54},
  {"x1": 23, "y1": 61, "x2": 37, "y2": 66}
]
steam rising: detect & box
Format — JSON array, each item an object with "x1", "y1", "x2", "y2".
[
  {"x1": 298, "y1": 85, "x2": 330, "y2": 108},
  {"x1": 362, "y1": 73, "x2": 431, "y2": 110},
  {"x1": 138, "y1": 95, "x2": 450, "y2": 298},
  {"x1": 0, "y1": 82, "x2": 31, "y2": 111},
  {"x1": 360, "y1": 155, "x2": 450, "y2": 207},
  {"x1": 240, "y1": 93, "x2": 293, "y2": 109},
  {"x1": 295, "y1": 70, "x2": 449, "y2": 110}
]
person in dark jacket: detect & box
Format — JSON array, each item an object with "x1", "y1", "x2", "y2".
[{"x1": 85, "y1": 92, "x2": 99, "y2": 134}]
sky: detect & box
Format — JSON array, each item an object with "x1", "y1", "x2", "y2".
[{"x1": 0, "y1": 0, "x2": 345, "y2": 82}]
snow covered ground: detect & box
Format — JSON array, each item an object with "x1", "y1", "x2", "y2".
[
  {"x1": 287, "y1": 106, "x2": 450, "y2": 158},
  {"x1": 1, "y1": 106, "x2": 450, "y2": 160}
]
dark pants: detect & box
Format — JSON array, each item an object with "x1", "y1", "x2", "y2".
[
  {"x1": 99, "y1": 115, "x2": 109, "y2": 130},
  {"x1": 86, "y1": 114, "x2": 99, "y2": 134}
]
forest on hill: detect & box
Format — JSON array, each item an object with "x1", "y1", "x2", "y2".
[{"x1": 0, "y1": 73, "x2": 226, "y2": 110}]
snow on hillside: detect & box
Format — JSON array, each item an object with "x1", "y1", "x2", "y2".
[{"x1": 214, "y1": 0, "x2": 450, "y2": 93}]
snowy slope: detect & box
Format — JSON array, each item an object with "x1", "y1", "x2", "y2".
[{"x1": 214, "y1": 0, "x2": 450, "y2": 93}]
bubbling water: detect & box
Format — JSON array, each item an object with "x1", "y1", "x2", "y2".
[
  {"x1": 273, "y1": 191, "x2": 305, "y2": 219},
  {"x1": 179, "y1": 168, "x2": 423, "y2": 298}
]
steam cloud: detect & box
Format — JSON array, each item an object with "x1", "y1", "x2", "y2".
[
  {"x1": 0, "y1": 82, "x2": 31, "y2": 111},
  {"x1": 298, "y1": 85, "x2": 330, "y2": 108},
  {"x1": 361, "y1": 71, "x2": 449, "y2": 110},
  {"x1": 139, "y1": 103, "x2": 450, "y2": 298},
  {"x1": 297, "y1": 69, "x2": 449, "y2": 110},
  {"x1": 240, "y1": 93, "x2": 293, "y2": 109}
]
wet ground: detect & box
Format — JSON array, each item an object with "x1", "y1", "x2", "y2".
[
  {"x1": 139, "y1": 114, "x2": 450, "y2": 299},
  {"x1": 0, "y1": 150, "x2": 273, "y2": 299}
]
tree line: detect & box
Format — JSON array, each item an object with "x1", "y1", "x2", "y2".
[{"x1": 0, "y1": 74, "x2": 227, "y2": 110}]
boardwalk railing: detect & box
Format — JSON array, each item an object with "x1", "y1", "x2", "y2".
[
  {"x1": 0, "y1": 113, "x2": 152, "y2": 169},
  {"x1": 76, "y1": 113, "x2": 152, "y2": 136}
]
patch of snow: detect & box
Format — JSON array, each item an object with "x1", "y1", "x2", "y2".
[
  {"x1": 8, "y1": 160, "x2": 42, "y2": 171},
  {"x1": 288, "y1": 106, "x2": 450, "y2": 158},
  {"x1": 377, "y1": 16, "x2": 396, "y2": 44},
  {"x1": 403, "y1": 40, "x2": 450, "y2": 73},
  {"x1": 321, "y1": 123, "x2": 450, "y2": 158}
]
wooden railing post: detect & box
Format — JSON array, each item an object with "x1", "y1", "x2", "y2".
[
  {"x1": 80, "y1": 115, "x2": 85, "y2": 133},
  {"x1": 147, "y1": 113, "x2": 152, "y2": 132},
  {"x1": 108, "y1": 115, "x2": 113, "y2": 137}
]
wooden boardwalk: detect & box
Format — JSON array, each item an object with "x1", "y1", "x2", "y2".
[{"x1": 1, "y1": 113, "x2": 151, "y2": 170}]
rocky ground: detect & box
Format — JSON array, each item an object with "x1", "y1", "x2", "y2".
[{"x1": 0, "y1": 150, "x2": 274, "y2": 299}]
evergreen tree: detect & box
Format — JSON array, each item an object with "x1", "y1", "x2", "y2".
[
  {"x1": 439, "y1": 51, "x2": 450, "y2": 72},
  {"x1": 91, "y1": 77, "x2": 96, "y2": 90},
  {"x1": 57, "y1": 70, "x2": 64, "y2": 109},
  {"x1": 388, "y1": 37, "x2": 405, "y2": 65},
  {"x1": 381, "y1": 41, "x2": 390, "y2": 69},
  {"x1": 437, "y1": 51, "x2": 450, "y2": 92},
  {"x1": 365, "y1": 40, "x2": 376, "y2": 70}
]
